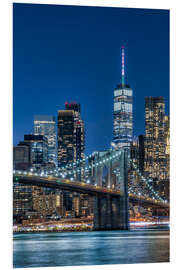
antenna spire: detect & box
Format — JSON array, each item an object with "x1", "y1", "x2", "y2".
[{"x1": 121, "y1": 46, "x2": 125, "y2": 86}]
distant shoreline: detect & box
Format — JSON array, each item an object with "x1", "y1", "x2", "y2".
[{"x1": 13, "y1": 226, "x2": 170, "y2": 234}]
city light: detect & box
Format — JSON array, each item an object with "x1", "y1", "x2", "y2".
[{"x1": 13, "y1": 43, "x2": 169, "y2": 239}]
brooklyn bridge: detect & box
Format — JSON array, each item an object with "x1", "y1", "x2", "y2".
[{"x1": 13, "y1": 148, "x2": 169, "y2": 230}]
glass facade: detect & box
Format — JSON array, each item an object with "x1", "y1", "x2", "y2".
[
  {"x1": 23, "y1": 134, "x2": 48, "y2": 171},
  {"x1": 113, "y1": 84, "x2": 133, "y2": 148},
  {"x1": 144, "y1": 97, "x2": 169, "y2": 199},
  {"x1": 13, "y1": 145, "x2": 31, "y2": 170},
  {"x1": 58, "y1": 102, "x2": 85, "y2": 180},
  {"x1": 144, "y1": 97, "x2": 166, "y2": 180},
  {"x1": 34, "y1": 115, "x2": 57, "y2": 167},
  {"x1": 138, "y1": 134, "x2": 145, "y2": 174}
]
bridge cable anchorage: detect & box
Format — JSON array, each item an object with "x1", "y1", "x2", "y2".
[{"x1": 130, "y1": 159, "x2": 168, "y2": 204}]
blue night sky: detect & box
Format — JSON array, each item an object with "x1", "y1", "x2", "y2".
[{"x1": 13, "y1": 3, "x2": 169, "y2": 155}]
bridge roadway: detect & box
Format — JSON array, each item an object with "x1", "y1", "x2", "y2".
[{"x1": 13, "y1": 174, "x2": 169, "y2": 209}]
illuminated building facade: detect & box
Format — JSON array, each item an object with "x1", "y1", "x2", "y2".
[
  {"x1": 130, "y1": 138, "x2": 139, "y2": 165},
  {"x1": 164, "y1": 115, "x2": 170, "y2": 199},
  {"x1": 33, "y1": 192, "x2": 57, "y2": 218},
  {"x1": 164, "y1": 115, "x2": 170, "y2": 157},
  {"x1": 138, "y1": 134, "x2": 145, "y2": 174},
  {"x1": 55, "y1": 192, "x2": 64, "y2": 217},
  {"x1": 73, "y1": 195, "x2": 80, "y2": 217},
  {"x1": 57, "y1": 102, "x2": 85, "y2": 179},
  {"x1": 13, "y1": 184, "x2": 33, "y2": 218},
  {"x1": 57, "y1": 103, "x2": 85, "y2": 214},
  {"x1": 34, "y1": 115, "x2": 57, "y2": 167},
  {"x1": 65, "y1": 102, "x2": 85, "y2": 163},
  {"x1": 13, "y1": 145, "x2": 31, "y2": 170},
  {"x1": 18, "y1": 134, "x2": 48, "y2": 171},
  {"x1": 80, "y1": 194, "x2": 94, "y2": 217},
  {"x1": 144, "y1": 97, "x2": 169, "y2": 199},
  {"x1": 128, "y1": 138, "x2": 139, "y2": 187},
  {"x1": 113, "y1": 47, "x2": 133, "y2": 148},
  {"x1": 13, "y1": 185, "x2": 64, "y2": 222}
]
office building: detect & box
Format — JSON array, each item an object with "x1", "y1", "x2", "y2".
[
  {"x1": 34, "y1": 115, "x2": 57, "y2": 167},
  {"x1": 113, "y1": 46, "x2": 133, "y2": 148},
  {"x1": 18, "y1": 134, "x2": 48, "y2": 171},
  {"x1": 57, "y1": 102, "x2": 85, "y2": 180},
  {"x1": 144, "y1": 97, "x2": 168, "y2": 198},
  {"x1": 138, "y1": 134, "x2": 145, "y2": 174},
  {"x1": 73, "y1": 195, "x2": 80, "y2": 217},
  {"x1": 164, "y1": 115, "x2": 170, "y2": 156},
  {"x1": 128, "y1": 138, "x2": 139, "y2": 187},
  {"x1": 13, "y1": 183, "x2": 33, "y2": 220},
  {"x1": 164, "y1": 115, "x2": 170, "y2": 199},
  {"x1": 130, "y1": 138, "x2": 139, "y2": 165},
  {"x1": 13, "y1": 145, "x2": 31, "y2": 170}
]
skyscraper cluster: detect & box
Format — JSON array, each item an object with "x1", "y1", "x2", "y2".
[
  {"x1": 13, "y1": 47, "x2": 169, "y2": 225},
  {"x1": 13, "y1": 102, "x2": 86, "y2": 223},
  {"x1": 127, "y1": 98, "x2": 169, "y2": 200},
  {"x1": 112, "y1": 47, "x2": 169, "y2": 200}
]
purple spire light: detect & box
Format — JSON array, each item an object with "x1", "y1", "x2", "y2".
[{"x1": 121, "y1": 46, "x2": 125, "y2": 86}]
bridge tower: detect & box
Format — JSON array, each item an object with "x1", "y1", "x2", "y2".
[{"x1": 93, "y1": 148, "x2": 129, "y2": 230}]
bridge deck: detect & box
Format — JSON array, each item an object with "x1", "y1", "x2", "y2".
[
  {"x1": 13, "y1": 174, "x2": 123, "y2": 197},
  {"x1": 13, "y1": 174, "x2": 169, "y2": 208}
]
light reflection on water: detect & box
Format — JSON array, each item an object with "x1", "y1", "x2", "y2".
[{"x1": 13, "y1": 229, "x2": 169, "y2": 268}]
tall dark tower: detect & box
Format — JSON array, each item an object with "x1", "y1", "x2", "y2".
[
  {"x1": 57, "y1": 102, "x2": 85, "y2": 180},
  {"x1": 113, "y1": 47, "x2": 133, "y2": 148}
]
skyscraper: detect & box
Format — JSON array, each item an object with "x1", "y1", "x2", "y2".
[
  {"x1": 57, "y1": 102, "x2": 85, "y2": 180},
  {"x1": 164, "y1": 115, "x2": 170, "y2": 199},
  {"x1": 13, "y1": 144, "x2": 31, "y2": 170},
  {"x1": 164, "y1": 115, "x2": 170, "y2": 158},
  {"x1": 128, "y1": 138, "x2": 139, "y2": 187},
  {"x1": 18, "y1": 134, "x2": 48, "y2": 171},
  {"x1": 144, "y1": 97, "x2": 169, "y2": 199},
  {"x1": 34, "y1": 115, "x2": 57, "y2": 167},
  {"x1": 65, "y1": 102, "x2": 85, "y2": 163},
  {"x1": 113, "y1": 47, "x2": 133, "y2": 148},
  {"x1": 138, "y1": 134, "x2": 145, "y2": 174}
]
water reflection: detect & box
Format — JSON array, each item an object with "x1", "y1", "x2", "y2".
[{"x1": 13, "y1": 230, "x2": 169, "y2": 268}]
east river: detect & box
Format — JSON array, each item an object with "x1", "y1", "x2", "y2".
[{"x1": 13, "y1": 229, "x2": 169, "y2": 268}]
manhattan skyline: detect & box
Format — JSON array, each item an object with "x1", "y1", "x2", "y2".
[{"x1": 13, "y1": 3, "x2": 169, "y2": 155}]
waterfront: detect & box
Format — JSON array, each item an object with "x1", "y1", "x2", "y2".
[{"x1": 13, "y1": 229, "x2": 169, "y2": 268}]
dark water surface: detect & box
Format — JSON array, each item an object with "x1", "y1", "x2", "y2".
[{"x1": 13, "y1": 230, "x2": 169, "y2": 268}]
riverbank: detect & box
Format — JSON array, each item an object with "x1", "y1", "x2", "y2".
[{"x1": 13, "y1": 224, "x2": 169, "y2": 233}]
